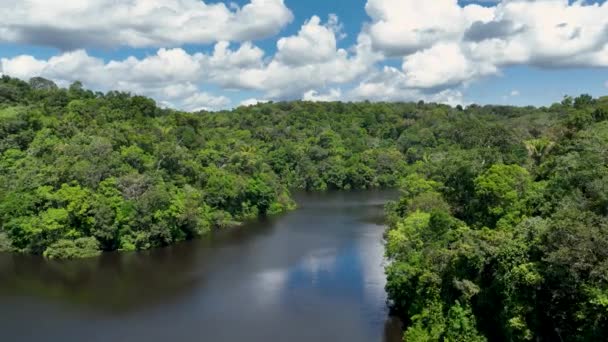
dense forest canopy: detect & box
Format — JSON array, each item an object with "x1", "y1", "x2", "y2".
[
  {"x1": 2, "y1": 75, "x2": 608, "y2": 340},
  {"x1": 383, "y1": 93, "x2": 608, "y2": 340},
  {"x1": 0, "y1": 75, "x2": 417, "y2": 258}
]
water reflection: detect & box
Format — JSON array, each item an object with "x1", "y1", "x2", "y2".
[
  {"x1": 0, "y1": 190, "x2": 402, "y2": 342},
  {"x1": 0, "y1": 245, "x2": 204, "y2": 313}
]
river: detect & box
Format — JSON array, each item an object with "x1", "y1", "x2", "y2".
[{"x1": 0, "y1": 190, "x2": 402, "y2": 342}]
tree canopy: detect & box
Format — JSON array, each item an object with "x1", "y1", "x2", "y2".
[
  {"x1": 384, "y1": 92, "x2": 608, "y2": 341},
  {"x1": 0, "y1": 75, "x2": 417, "y2": 258}
]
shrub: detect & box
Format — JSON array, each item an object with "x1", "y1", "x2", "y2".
[{"x1": 43, "y1": 237, "x2": 102, "y2": 260}]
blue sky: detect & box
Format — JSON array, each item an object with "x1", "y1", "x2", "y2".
[{"x1": 0, "y1": 0, "x2": 607, "y2": 110}]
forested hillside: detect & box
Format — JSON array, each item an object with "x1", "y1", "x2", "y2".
[
  {"x1": 0, "y1": 75, "x2": 411, "y2": 258},
  {"x1": 384, "y1": 93, "x2": 608, "y2": 341}
]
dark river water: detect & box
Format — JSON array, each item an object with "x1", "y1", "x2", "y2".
[{"x1": 0, "y1": 190, "x2": 402, "y2": 342}]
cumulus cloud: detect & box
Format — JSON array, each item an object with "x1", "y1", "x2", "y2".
[
  {"x1": 0, "y1": 0, "x2": 293, "y2": 49},
  {"x1": 303, "y1": 88, "x2": 343, "y2": 102},
  {"x1": 1, "y1": 49, "x2": 229, "y2": 111},
  {"x1": 402, "y1": 42, "x2": 498, "y2": 89},
  {"x1": 0, "y1": 15, "x2": 378, "y2": 110},
  {"x1": 365, "y1": 0, "x2": 493, "y2": 56},
  {"x1": 469, "y1": 1, "x2": 608, "y2": 68},
  {"x1": 365, "y1": 0, "x2": 608, "y2": 90},
  {"x1": 276, "y1": 16, "x2": 339, "y2": 66},
  {"x1": 464, "y1": 19, "x2": 526, "y2": 42},
  {"x1": 2, "y1": 1, "x2": 608, "y2": 109},
  {"x1": 239, "y1": 98, "x2": 268, "y2": 107},
  {"x1": 206, "y1": 16, "x2": 381, "y2": 99},
  {"x1": 0, "y1": 55, "x2": 47, "y2": 80},
  {"x1": 179, "y1": 92, "x2": 231, "y2": 112},
  {"x1": 348, "y1": 66, "x2": 465, "y2": 106}
]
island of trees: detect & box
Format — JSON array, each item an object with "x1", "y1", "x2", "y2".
[{"x1": 1, "y1": 75, "x2": 608, "y2": 340}]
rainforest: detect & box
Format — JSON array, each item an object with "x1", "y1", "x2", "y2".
[{"x1": 1, "y1": 75, "x2": 608, "y2": 341}]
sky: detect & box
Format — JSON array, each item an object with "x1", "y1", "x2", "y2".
[{"x1": 0, "y1": 0, "x2": 607, "y2": 111}]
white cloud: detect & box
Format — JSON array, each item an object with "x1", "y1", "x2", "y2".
[
  {"x1": 207, "y1": 41, "x2": 265, "y2": 70},
  {"x1": 179, "y1": 92, "x2": 231, "y2": 112},
  {"x1": 0, "y1": 49, "x2": 229, "y2": 111},
  {"x1": 239, "y1": 98, "x2": 269, "y2": 107},
  {"x1": 0, "y1": 0, "x2": 293, "y2": 49},
  {"x1": 206, "y1": 16, "x2": 381, "y2": 99},
  {"x1": 0, "y1": 16, "x2": 377, "y2": 110},
  {"x1": 466, "y1": 1, "x2": 608, "y2": 68},
  {"x1": 510, "y1": 90, "x2": 520, "y2": 97},
  {"x1": 303, "y1": 88, "x2": 342, "y2": 102},
  {"x1": 0, "y1": 55, "x2": 46, "y2": 80},
  {"x1": 364, "y1": 0, "x2": 608, "y2": 90},
  {"x1": 348, "y1": 66, "x2": 465, "y2": 106},
  {"x1": 2, "y1": 2, "x2": 607, "y2": 110},
  {"x1": 402, "y1": 42, "x2": 497, "y2": 89},
  {"x1": 276, "y1": 16, "x2": 339, "y2": 66},
  {"x1": 365, "y1": 0, "x2": 492, "y2": 56},
  {"x1": 109, "y1": 48, "x2": 204, "y2": 84}
]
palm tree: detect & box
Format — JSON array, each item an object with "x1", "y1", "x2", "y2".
[{"x1": 524, "y1": 138, "x2": 555, "y2": 166}]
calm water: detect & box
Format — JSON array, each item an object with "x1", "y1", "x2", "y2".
[{"x1": 0, "y1": 190, "x2": 402, "y2": 342}]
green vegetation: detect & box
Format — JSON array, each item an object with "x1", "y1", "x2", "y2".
[
  {"x1": 385, "y1": 94, "x2": 608, "y2": 340},
  {"x1": 43, "y1": 237, "x2": 101, "y2": 259},
  {"x1": 2, "y1": 74, "x2": 608, "y2": 340},
  {"x1": 0, "y1": 75, "x2": 409, "y2": 259}
]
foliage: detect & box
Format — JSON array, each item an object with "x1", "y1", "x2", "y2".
[
  {"x1": 0, "y1": 76, "x2": 417, "y2": 259},
  {"x1": 384, "y1": 93, "x2": 608, "y2": 341},
  {"x1": 42, "y1": 237, "x2": 101, "y2": 259}
]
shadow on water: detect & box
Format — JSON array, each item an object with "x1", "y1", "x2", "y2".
[
  {"x1": 0, "y1": 217, "x2": 281, "y2": 314},
  {"x1": 0, "y1": 189, "x2": 403, "y2": 342},
  {"x1": 0, "y1": 242, "x2": 203, "y2": 314}
]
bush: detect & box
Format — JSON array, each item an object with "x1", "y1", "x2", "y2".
[{"x1": 43, "y1": 237, "x2": 102, "y2": 260}]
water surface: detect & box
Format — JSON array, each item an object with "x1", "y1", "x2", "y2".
[{"x1": 0, "y1": 190, "x2": 402, "y2": 342}]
